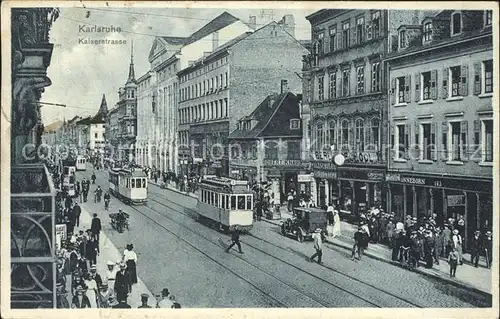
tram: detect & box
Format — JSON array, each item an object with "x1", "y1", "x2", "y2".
[
  {"x1": 197, "y1": 175, "x2": 254, "y2": 232},
  {"x1": 108, "y1": 168, "x2": 148, "y2": 204},
  {"x1": 76, "y1": 155, "x2": 87, "y2": 171}
]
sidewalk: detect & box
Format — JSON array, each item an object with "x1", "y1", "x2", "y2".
[
  {"x1": 79, "y1": 204, "x2": 155, "y2": 307},
  {"x1": 263, "y1": 208, "x2": 492, "y2": 296},
  {"x1": 148, "y1": 180, "x2": 198, "y2": 199}
]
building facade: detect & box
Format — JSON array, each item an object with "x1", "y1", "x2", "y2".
[
  {"x1": 177, "y1": 16, "x2": 308, "y2": 176},
  {"x1": 228, "y1": 88, "x2": 308, "y2": 204},
  {"x1": 303, "y1": 9, "x2": 433, "y2": 212},
  {"x1": 385, "y1": 9, "x2": 493, "y2": 248},
  {"x1": 136, "y1": 12, "x2": 254, "y2": 174},
  {"x1": 114, "y1": 46, "x2": 137, "y2": 162},
  {"x1": 75, "y1": 94, "x2": 108, "y2": 156}
]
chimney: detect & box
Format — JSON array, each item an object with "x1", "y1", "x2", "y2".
[
  {"x1": 280, "y1": 79, "x2": 289, "y2": 94},
  {"x1": 248, "y1": 15, "x2": 257, "y2": 30},
  {"x1": 268, "y1": 96, "x2": 276, "y2": 108},
  {"x1": 279, "y1": 14, "x2": 295, "y2": 38}
]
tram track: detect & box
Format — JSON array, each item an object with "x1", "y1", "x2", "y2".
[{"x1": 145, "y1": 188, "x2": 423, "y2": 308}]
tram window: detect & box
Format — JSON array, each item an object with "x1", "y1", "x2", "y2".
[
  {"x1": 231, "y1": 196, "x2": 237, "y2": 210},
  {"x1": 246, "y1": 195, "x2": 252, "y2": 210},
  {"x1": 215, "y1": 193, "x2": 219, "y2": 207},
  {"x1": 143, "y1": 178, "x2": 146, "y2": 188},
  {"x1": 221, "y1": 195, "x2": 225, "y2": 208},
  {"x1": 238, "y1": 196, "x2": 245, "y2": 210},
  {"x1": 131, "y1": 179, "x2": 135, "y2": 188},
  {"x1": 211, "y1": 192, "x2": 215, "y2": 205},
  {"x1": 226, "y1": 195, "x2": 230, "y2": 208},
  {"x1": 126, "y1": 179, "x2": 130, "y2": 188},
  {"x1": 137, "y1": 178, "x2": 142, "y2": 188}
]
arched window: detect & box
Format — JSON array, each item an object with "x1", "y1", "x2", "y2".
[
  {"x1": 341, "y1": 119, "x2": 349, "y2": 150},
  {"x1": 370, "y1": 118, "x2": 380, "y2": 151},
  {"x1": 355, "y1": 119, "x2": 365, "y2": 152},
  {"x1": 316, "y1": 122, "x2": 324, "y2": 150},
  {"x1": 328, "y1": 119, "x2": 336, "y2": 150}
]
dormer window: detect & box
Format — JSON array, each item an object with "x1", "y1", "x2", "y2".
[
  {"x1": 399, "y1": 30, "x2": 407, "y2": 49},
  {"x1": 485, "y1": 10, "x2": 492, "y2": 27},
  {"x1": 451, "y1": 12, "x2": 462, "y2": 36},
  {"x1": 423, "y1": 22, "x2": 432, "y2": 43},
  {"x1": 290, "y1": 119, "x2": 300, "y2": 130}
]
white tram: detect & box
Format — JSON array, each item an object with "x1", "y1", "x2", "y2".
[
  {"x1": 108, "y1": 168, "x2": 148, "y2": 205},
  {"x1": 197, "y1": 176, "x2": 253, "y2": 232},
  {"x1": 76, "y1": 156, "x2": 87, "y2": 171}
]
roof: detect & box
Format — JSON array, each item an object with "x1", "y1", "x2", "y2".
[
  {"x1": 162, "y1": 36, "x2": 189, "y2": 45},
  {"x1": 76, "y1": 116, "x2": 92, "y2": 125},
  {"x1": 67, "y1": 115, "x2": 80, "y2": 124},
  {"x1": 228, "y1": 93, "x2": 289, "y2": 139},
  {"x1": 185, "y1": 11, "x2": 240, "y2": 46},
  {"x1": 43, "y1": 120, "x2": 63, "y2": 133}
]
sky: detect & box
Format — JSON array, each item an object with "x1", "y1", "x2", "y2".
[{"x1": 41, "y1": 6, "x2": 316, "y2": 125}]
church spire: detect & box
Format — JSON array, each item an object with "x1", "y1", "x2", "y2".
[
  {"x1": 99, "y1": 94, "x2": 108, "y2": 115},
  {"x1": 126, "y1": 40, "x2": 135, "y2": 83}
]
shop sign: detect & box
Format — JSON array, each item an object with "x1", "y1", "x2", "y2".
[
  {"x1": 311, "y1": 161, "x2": 336, "y2": 171},
  {"x1": 231, "y1": 170, "x2": 240, "y2": 174},
  {"x1": 313, "y1": 170, "x2": 337, "y2": 180},
  {"x1": 56, "y1": 224, "x2": 67, "y2": 241},
  {"x1": 447, "y1": 195, "x2": 465, "y2": 206},
  {"x1": 345, "y1": 151, "x2": 380, "y2": 164},
  {"x1": 297, "y1": 174, "x2": 314, "y2": 183},
  {"x1": 386, "y1": 173, "x2": 492, "y2": 193},
  {"x1": 211, "y1": 160, "x2": 222, "y2": 168},
  {"x1": 338, "y1": 169, "x2": 385, "y2": 181},
  {"x1": 193, "y1": 157, "x2": 203, "y2": 163},
  {"x1": 263, "y1": 159, "x2": 306, "y2": 167}
]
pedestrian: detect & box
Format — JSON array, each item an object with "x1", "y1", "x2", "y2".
[
  {"x1": 91, "y1": 213, "x2": 102, "y2": 244},
  {"x1": 433, "y1": 227, "x2": 442, "y2": 265},
  {"x1": 106, "y1": 261, "x2": 118, "y2": 288},
  {"x1": 84, "y1": 272, "x2": 98, "y2": 308},
  {"x1": 71, "y1": 285, "x2": 91, "y2": 308},
  {"x1": 86, "y1": 235, "x2": 99, "y2": 266},
  {"x1": 423, "y1": 230, "x2": 434, "y2": 269},
  {"x1": 332, "y1": 208, "x2": 341, "y2": 238},
  {"x1": 123, "y1": 244, "x2": 138, "y2": 290},
  {"x1": 352, "y1": 226, "x2": 368, "y2": 261},
  {"x1": 72, "y1": 202, "x2": 81, "y2": 228},
  {"x1": 309, "y1": 228, "x2": 324, "y2": 264},
  {"x1": 64, "y1": 216, "x2": 74, "y2": 239},
  {"x1": 448, "y1": 246, "x2": 459, "y2": 278},
  {"x1": 104, "y1": 192, "x2": 111, "y2": 211},
  {"x1": 470, "y1": 230, "x2": 482, "y2": 268},
  {"x1": 96, "y1": 281, "x2": 115, "y2": 308},
  {"x1": 369, "y1": 216, "x2": 378, "y2": 244},
  {"x1": 114, "y1": 262, "x2": 130, "y2": 303},
  {"x1": 442, "y1": 224, "x2": 452, "y2": 257},
  {"x1": 94, "y1": 185, "x2": 103, "y2": 203},
  {"x1": 409, "y1": 231, "x2": 419, "y2": 269},
  {"x1": 112, "y1": 297, "x2": 131, "y2": 308},
  {"x1": 484, "y1": 231, "x2": 493, "y2": 268},
  {"x1": 138, "y1": 294, "x2": 152, "y2": 308},
  {"x1": 386, "y1": 218, "x2": 395, "y2": 248},
  {"x1": 169, "y1": 295, "x2": 181, "y2": 308},
  {"x1": 157, "y1": 288, "x2": 174, "y2": 308},
  {"x1": 225, "y1": 226, "x2": 244, "y2": 254},
  {"x1": 451, "y1": 229, "x2": 463, "y2": 265},
  {"x1": 90, "y1": 264, "x2": 102, "y2": 288},
  {"x1": 91, "y1": 172, "x2": 96, "y2": 184},
  {"x1": 287, "y1": 192, "x2": 294, "y2": 212}
]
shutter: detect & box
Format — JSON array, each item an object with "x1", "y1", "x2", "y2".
[
  {"x1": 461, "y1": 120, "x2": 468, "y2": 161},
  {"x1": 415, "y1": 72, "x2": 421, "y2": 102},
  {"x1": 414, "y1": 121, "x2": 419, "y2": 158},
  {"x1": 430, "y1": 70, "x2": 438, "y2": 100},
  {"x1": 442, "y1": 68, "x2": 449, "y2": 99},
  {"x1": 404, "y1": 74, "x2": 411, "y2": 102},
  {"x1": 473, "y1": 120, "x2": 481, "y2": 162},
  {"x1": 390, "y1": 78, "x2": 396, "y2": 105},
  {"x1": 431, "y1": 122, "x2": 437, "y2": 161},
  {"x1": 441, "y1": 122, "x2": 448, "y2": 161},
  {"x1": 404, "y1": 123, "x2": 410, "y2": 159},
  {"x1": 473, "y1": 62, "x2": 482, "y2": 95},
  {"x1": 337, "y1": 30, "x2": 343, "y2": 50},
  {"x1": 351, "y1": 23, "x2": 357, "y2": 46},
  {"x1": 460, "y1": 65, "x2": 468, "y2": 96}
]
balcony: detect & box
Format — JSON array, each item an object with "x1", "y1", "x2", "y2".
[{"x1": 229, "y1": 157, "x2": 259, "y2": 168}]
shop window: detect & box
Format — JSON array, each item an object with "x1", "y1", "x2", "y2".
[
  {"x1": 451, "y1": 12, "x2": 462, "y2": 35},
  {"x1": 329, "y1": 72, "x2": 337, "y2": 99},
  {"x1": 318, "y1": 75, "x2": 324, "y2": 101},
  {"x1": 356, "y1": 66, "x2": 365, "y2": 95},
  {"x1": 355, "y1": 119, "x2": 365, "y2": 152},
  {"x1": 482, "y1": 119, "x2": 493, "y2": 162}
]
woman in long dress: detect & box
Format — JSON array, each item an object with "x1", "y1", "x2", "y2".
[
  {"x1": 84, "y1": 273, "x2": 98, "y2": 308},
  {"x1": 123, "y1": 244, "x2": 138, "y2": 290},
  {"x1": 332, "y1": 209, "x2": 342, "y2": 238}
]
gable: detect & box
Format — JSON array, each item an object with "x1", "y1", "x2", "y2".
[
  {"x1": 148, "y1": 37, "x2": 166, "y2": 63},
  {"x1": 260, "y1": 94, "x2": 302, "y2": 137}
]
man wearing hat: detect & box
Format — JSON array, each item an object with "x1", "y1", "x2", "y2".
[
  {"x1": 309, "y1": 228, "x2": 324, "y2": 264},
  {"x1": 96, "y1": 280, "x2": 116, "y2": 308},
  {"x1": 423, "y1": 230, "x2": 434, "y2": 269},
  {"x1": 442, "y1": 224, "x2": 452, "y2": 258},
  {"x1": 90, "y1": 265, "x2": 102, "y2": 287},
  {"x1": 138, "y1": 293, "x2": 152, "y2": 308},
  {"x1": 469, "y1": 230, "x2": 483, "y2": 268},
  {"x1": 114, "y1": 261, "x2": 130, "y2": 303},
  {"x1": 225, "y1": 226, "x2": 244, "y2": 254},
  {"x1": 112, "y1": 296, "x2": 131, "y2": 308},
  {"x1": 71, "y1": 285, "x2": 91, "y2": 308},
  {"x1": 451, "y1": 229, "x2": 463, "y2": 265},
  {"x1": 157, "y1": 288, "x2": 174, "y2": 308}
]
